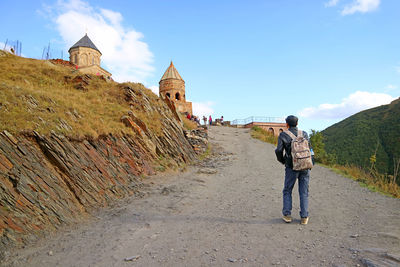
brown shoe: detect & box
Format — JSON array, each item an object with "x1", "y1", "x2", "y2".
[
  {"x1": 300, "y1": 217, "x2": 309, "y2": 225},
  {"x1": 282, "y1": 215, "x2": 292, "y2": 223}
]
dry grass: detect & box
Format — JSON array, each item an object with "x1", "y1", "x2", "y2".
[
  {"x1": 329, "y1": 164, "x2": 400, "y2": 198},
  {"x1": 250, "y1": 126, "x2": 278, "y2": 145},
  {"x1": 181, "y1": 115, "x2": 198, "y2": 130},
  {"x1": 249, "y1": 123, "x2": 399, "y2": 198},
  {"x1": 0, "y1": 52, "x2": 161, "y2": 138}
]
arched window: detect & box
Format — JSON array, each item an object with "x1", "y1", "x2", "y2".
[
  {"x1": 92, "y1": 57, "x2": 94, "y2": 65},
  {"x1": 74, "y1": 54, "x2": 78, "y2": 64},
  {"x1": 279, "y1": 128, "x2": 284, "y2": 133},
  {"x1": 166, "y1": 93, "x2": 171, "y2": 98},
  {"x1": 175, "y1": 92, "x2": 181, "y2": 100},
  {"x1": 268, "y1": 128, "x2": 274, "y2": 135}
]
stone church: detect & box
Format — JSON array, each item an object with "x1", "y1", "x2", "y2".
[
  {"x1": 159, "y1": 62, "x2": 192, "y2": 115},
  {"x1": 68, "y1": 34, "x2": 111, "y2": 78}
]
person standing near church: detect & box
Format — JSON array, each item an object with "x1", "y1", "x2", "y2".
[{"x1": 209, "y1": 115, "x2": 212, "y2": 126}]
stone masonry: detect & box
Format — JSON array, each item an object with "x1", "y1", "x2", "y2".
[
  {"x1": 69, "y1": 34, "x2": 112, "y2": 78},
  {"x1": 159, "y1": 62, "x2": 192, "y2": 115}
]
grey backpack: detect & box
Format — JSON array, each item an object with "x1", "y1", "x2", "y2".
[{"x1": 285, "y1": 130, "x2": 313, "y2": 171}]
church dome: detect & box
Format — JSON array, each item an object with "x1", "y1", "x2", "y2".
[
  {"x1": 68, "y1": 34, "x2": 101, "y2": 54},
  {"x1": 160, "y1": 61, "x2": 183, "y2": 81}
]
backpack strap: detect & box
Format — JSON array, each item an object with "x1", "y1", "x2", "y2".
[
  {"x1": 284, "y1": 130, "x2": 296, "y2": 139},
  {"x1": 298, "y1": 130, "x2": 303, "y2": 138}
]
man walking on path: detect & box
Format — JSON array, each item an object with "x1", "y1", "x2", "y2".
[{"x1": 275, "y1": 115, "x2": 311, "y2": 225}]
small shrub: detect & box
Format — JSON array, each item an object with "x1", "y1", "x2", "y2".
[{"x1": 309, "y1": 129, "x2": 337, "y2": 165}]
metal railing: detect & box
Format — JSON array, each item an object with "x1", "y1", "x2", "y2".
[{"x1": 231, "y1": 116, "x2": 285, "y2": 125}]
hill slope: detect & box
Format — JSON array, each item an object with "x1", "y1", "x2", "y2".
[
  {"x1": 0, "y1": 50, "x2": 164, "y2": 138},
  {"x1": 322, "y1": 98, "x2": 400, "y2": 175},
  {"x1": 0, "y1": 51, "x2": 205, "y2": 250}
]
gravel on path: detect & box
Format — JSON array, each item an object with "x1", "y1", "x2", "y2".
[{"x1": 4, "y1": 126, "x2": 400, "y2": 266}]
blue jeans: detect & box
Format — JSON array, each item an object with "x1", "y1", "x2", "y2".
[{"x1": 282, "y1": 167, "x2": 310, "y2": 218}]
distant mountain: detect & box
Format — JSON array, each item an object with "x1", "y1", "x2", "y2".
[{"x1": 322, "y1": 98, "x2": 400, "y2": 174}]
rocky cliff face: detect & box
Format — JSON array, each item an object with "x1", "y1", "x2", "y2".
[{"x1": 0, "y1": 85, "x2": 205, "y2": 250}]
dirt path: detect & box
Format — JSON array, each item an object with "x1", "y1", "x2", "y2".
[{"x1": 4, "y1": 126, "x2": 400, "y2": 266}]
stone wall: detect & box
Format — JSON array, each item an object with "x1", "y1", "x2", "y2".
[
  {"x1": 69, "y1": 47, "x2": 101, "y2": 67},
  {"x1": 78, "y1": 65, "x2": 111, "y2": 78},
  {"x1": 176, "y1": 101, "x2": 193, "y2": 114},
  {"x1": 69, "y1": 47, "x2": 111, "y2": 77},
  {"x1": 159, "y1": 79, "x2": 185, "y2": 100},
  {"x1": 159, "y1": 78, "x2": 192, "y2": 115}
]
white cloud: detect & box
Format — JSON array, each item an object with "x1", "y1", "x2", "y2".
[
  {"x1": 192, "y1": 101, "x2": 215, "y2": 118},
  {"x1": 49, "y1": 0, "x2": 154, "y2": 83},
  {"x1": 148, "y1": 85, "x2": 159, "y2": 96},
  {"x1": 325, "y1": 0, "x2": 340, "y2": 7},
  {"x1": 299, "y1": 91, "x2": 395, "y2": 119},
  {"x1": 341, "y1": 0, "x2": 380, "y2": 15}
]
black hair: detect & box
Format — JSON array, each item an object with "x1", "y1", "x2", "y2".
[{"x1": 285, "y1": 115, "x2": 298, "y2": 127}]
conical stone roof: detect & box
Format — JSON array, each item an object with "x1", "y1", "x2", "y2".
[
  {"x1": 160, "y1": 61, "x2": 183, "y2": 81},
  {"x1": 68, "y1": 34, "x2": 101, "y2": 54}
]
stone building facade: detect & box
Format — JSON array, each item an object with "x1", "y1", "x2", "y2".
[
  {"x1": 159, "y1": 62, "x2": 192, "y2": 114},
  {"x1": 68, "y1": 34, "x2": 111, "y2": 78}
]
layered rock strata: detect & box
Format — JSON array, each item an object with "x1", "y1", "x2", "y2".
[
  {"x1": 185, "y1": 129, "x2": 209, "y2": 154},
  {"x1": 0, "y1": 85, "x2": 205, "y2": 250}
]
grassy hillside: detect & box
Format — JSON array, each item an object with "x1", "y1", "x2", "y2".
[
  {"x1": 322, "y1": 98, "x2": 400, "y2": 175},
  {"x1": 0, "y1": 51, "x2": 166, "y2": 138}
]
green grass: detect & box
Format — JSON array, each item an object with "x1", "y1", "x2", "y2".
[
  {"x1": 199, "y1": 143, "x2": 212, "y2": 160},
  {"x1": 322, "y1": 97, "x2": 400, "y2": 176},
  {"x1": 154, "y1": 155, "x2": 180, "y2": 173}
]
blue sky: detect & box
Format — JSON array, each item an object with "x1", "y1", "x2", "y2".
[{"x1": 1, "y1": 0, "x2": 399, "y2": 132}]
